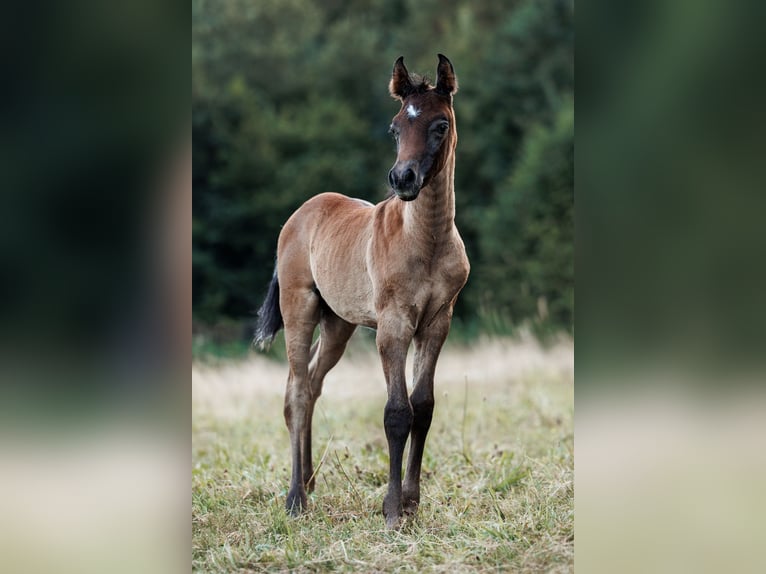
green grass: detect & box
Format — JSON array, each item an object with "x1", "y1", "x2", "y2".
[{"x1": 192, "y1": 338, "x2": 573, "y2": 572}]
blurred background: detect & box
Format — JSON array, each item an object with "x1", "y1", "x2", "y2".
[
  {"x1": 192, "y1": 0, "x2": 574, "y2": 356},
  {"x1": 1, "y1": 2, "x2": 187, "y2": 573},
  {"x1": 578, "y1": 1, "x2": 766, "y2": 572}
]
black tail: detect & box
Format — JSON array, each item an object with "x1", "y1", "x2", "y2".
[{"x1": 254, "y1": 267, "x2": 283, "y2": 349}]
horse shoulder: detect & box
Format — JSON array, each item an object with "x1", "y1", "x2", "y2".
[{"x1": 436, "y1": 229, "x2": 470, "y2": 292}]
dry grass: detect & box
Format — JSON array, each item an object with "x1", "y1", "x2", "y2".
[{"x1": 192, "y1": 335, "x2": 573, "y2": 572}]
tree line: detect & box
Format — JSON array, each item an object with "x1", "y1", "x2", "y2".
[{"x1": 193, "y1": 0, "x2": 573, "y2": 342}]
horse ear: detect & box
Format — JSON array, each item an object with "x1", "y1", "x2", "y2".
[
  {"x1": 435, "y1": 54, "x2": 458, "y2": 96},
  {"x1": 389, "y1": 56, "x2": 413, "y2": 100}
]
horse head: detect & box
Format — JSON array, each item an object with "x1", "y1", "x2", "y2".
[{"x1": 387, "y1": 54, "x2": 458, "y2": 201}]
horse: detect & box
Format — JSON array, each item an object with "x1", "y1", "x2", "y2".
[{"x1": 254, "y1": 54, "x2": 470, "y2": 529}]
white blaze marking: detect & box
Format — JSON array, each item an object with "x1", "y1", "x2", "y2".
[{"x1": 406, "y1": 104, "x2": 420, "y2": 119}]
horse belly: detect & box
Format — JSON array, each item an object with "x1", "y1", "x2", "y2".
[
  {"x1": 323, "y1": 287, "x2": 377, "y2": 328},
  {"x1": 309, "y1": 233, "x2": 377, "y2": 328},
  {"x1": 312, "y1": 263, "x2": 377, "y2": 328}
]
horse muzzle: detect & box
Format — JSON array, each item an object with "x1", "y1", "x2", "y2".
[{"x1": 388, "y1": 161, "x2": 422, "y2": 201}]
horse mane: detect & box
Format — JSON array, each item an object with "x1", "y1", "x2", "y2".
[{"x1": 405, "y1": 74, "x2": 433, "y2": 94}]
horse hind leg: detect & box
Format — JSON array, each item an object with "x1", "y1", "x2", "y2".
[
  {"x1": 281, "y1": 287, "x2": 321, "y2": 516},
  {"x1": 302, "y1": 308, "x2": 356, "y2": 493}
]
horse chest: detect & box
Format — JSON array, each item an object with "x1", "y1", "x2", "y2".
[
  {"x1": 427, "y1": 248, "x2": 469, "y2": 302},
  {"x1": 375, "y1": 241, "x2": 468, "y2": 314}
]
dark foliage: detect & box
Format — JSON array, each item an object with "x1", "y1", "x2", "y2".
[{"x1": 193, "y1": 0, "x2": 573, "y2": 337}]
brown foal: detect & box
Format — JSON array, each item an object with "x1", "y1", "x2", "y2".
[{"x1": 255, "y1": 54, "x2": 470, "y2": 529}]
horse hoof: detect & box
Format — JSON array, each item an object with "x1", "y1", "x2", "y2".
[
  {"x1": 286, "y1": 500, "x2": 303, "y2": 516},
  {"x1": 402, "y1": 485, "x2": 420, "y2": 516},
  {"x1": 385, "y1": 513, "x2": 402, "y2": 530},
  {"x1": 286, "y1": 489, "x2": 307, "y2": 516},
  {"x1": 403, "y1": 498, "x2": 419, "y2": 516},
  {"x1": 382, "y1": 494, "x2": 403, "y2": 530}
]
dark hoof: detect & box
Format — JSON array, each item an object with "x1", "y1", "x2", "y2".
[
  {"x1": 402, "y1": 485, "x2": 420, "y2": 516},
  {"x1": 382, "y1": 493, "x2": 402, "y2": 530},
  {"x1": 385, "y1": 513, "x2": 402, "y2": 530},
  {"x1": 286, "y1": 488, "x2": 307, "y2": 516},
  {"x1": 403, "y1": 497, "x2": 419, "y2": 516}
]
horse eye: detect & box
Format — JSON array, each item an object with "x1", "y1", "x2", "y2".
[{"x1": 432, "y1": 122, "x2": 448, "y2": 136}]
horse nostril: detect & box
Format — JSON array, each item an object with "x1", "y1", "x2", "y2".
[{"x1": 390, "y1": 166, "x2": 417, "y2": 190}]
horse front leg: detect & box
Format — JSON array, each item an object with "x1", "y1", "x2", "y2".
[
  {"x1": 403, "y1": 310, "x2": 452, "y2": 516},
  {"x1": 376, "y1": 319, "x2": 415, "y2": 530}
]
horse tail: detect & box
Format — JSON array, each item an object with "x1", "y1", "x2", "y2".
[{"x1": 254, "y1": 265, "x2": 283, "y2": 349}]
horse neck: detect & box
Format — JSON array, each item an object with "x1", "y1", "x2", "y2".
[{"x1": 403, "y1": 150, "x2": 456, "y2": 245}]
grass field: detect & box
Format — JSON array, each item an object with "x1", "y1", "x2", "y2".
[{"x1": 192, "y1": 335, "x2": 573, "y2": 572}]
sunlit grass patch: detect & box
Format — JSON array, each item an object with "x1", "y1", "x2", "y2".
[{"x1": 193, "y1": 337, "x2": 573, "y2": 572}]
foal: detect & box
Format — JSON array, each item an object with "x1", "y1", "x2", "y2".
[{"x1": 255, "y1": 54, "x2": 469, "y2": 529}]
